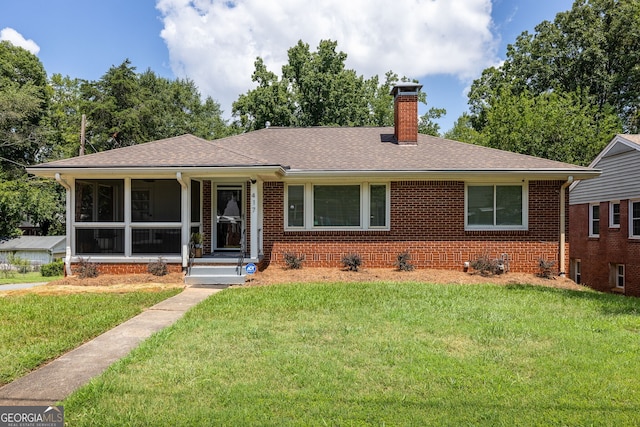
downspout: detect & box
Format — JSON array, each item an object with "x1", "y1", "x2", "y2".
[
  {"x1": 176, "y1": 172, "x2": 189, "y2": 268},
  {"x1": 559, "y1": 176, "x2": 574, "y2": 277},
  {"x1": 55, "y1": 173, "x2": 73, "y2": 276}
]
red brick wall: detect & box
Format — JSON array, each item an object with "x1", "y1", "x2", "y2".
[
  {"x1": 570, "y1": 201, "x2": 640, "y2": 296},
  {"x1": 262, "y1": 180, "x2": 567, "y2": 274},
  {"x1": 394, "y1": 95, "x2": 418, "y2": 144},
  {"x1": 71, "y1": 262, "x2": 183, "y2": 275}
]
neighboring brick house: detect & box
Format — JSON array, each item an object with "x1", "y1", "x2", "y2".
[
  {"x1": 569, "y1": 134, "x2": 640, "y2": 297},
  {"x1": 28, "y1": 83, "x2": 599, "y2": 284}
]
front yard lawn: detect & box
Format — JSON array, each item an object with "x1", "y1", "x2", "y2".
[
  {"x1": 0, "y1": 271, "x2": 62, "y2": 285},
  {"x1": 64, "y1": 282, "x2": 640, "y2": 425},
  {"x1": 0, "y1": 289, "x2": 181, "y2": 385}
]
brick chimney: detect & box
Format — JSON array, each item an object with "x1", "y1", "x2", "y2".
[{"x1": 391, "y1": 83, "x2": 422, "y2": 145}]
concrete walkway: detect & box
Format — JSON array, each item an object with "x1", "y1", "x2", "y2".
[{"x1": 0, "y1": 286, "x2": 223, "y2": 406}]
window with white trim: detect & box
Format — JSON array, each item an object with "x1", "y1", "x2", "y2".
[
  {"x1": 609, "y1": 201, "x2": 620, "y2": 228},
  {"x1": 629, "y1": 200, "x2": 640, "y2": 238},
  {"x1": 589, "y1": 203, "x2": 600, "y2": 237},
  {"x1": 285, "y1": 183, "x2": 389, "y2": 230},
  {"x1": 572, "y1": 259, "x2": 581, "y2": 285},
  {"x1": 611, "y1": 264, "x2": 625, "y2": 289},
  {"x1": 465, "y1": 184, "x2": 527, "y2": 230}
]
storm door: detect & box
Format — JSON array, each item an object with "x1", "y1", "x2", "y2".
[{"x1": 214, "y1": 185, "x2": 244, "y2": 251}]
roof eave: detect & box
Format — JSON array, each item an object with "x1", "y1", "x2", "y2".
[
  {"x1": 282, "y1": 168, "x2": 601, "y2": 181},
  {"x1": 27, "y1": 165, "x2": 287, "y2": 179}
]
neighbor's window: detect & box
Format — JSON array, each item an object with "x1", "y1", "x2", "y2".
[
  {"x1": 466, "y1": 184, "x2": 525, "y2": 229},
  {"x1": 572, "y1": 259, "x2": 581, "y2": 285},
  {"x1": 612, "y1": 264, "x2": 625, "y2": 289},
  {"x1": 589, "y1": 203, "x2": 600, "y2": 237},
  {"x1": 75, "y1": 179, "x2": 124, "y2": 222},
  {"x1": 285, "y1": 183, "x2": 389, "y2": 230},
  {"x1": 609, "y1": 201, "x2": 620, "y2": 228},
  {"x1": 630, "y1": 200, "x2": 640, "y2": 238}
]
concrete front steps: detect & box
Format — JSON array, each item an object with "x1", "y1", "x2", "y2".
[{"x1": 185, "y1": 264, "x2": 246, "y2": 285}]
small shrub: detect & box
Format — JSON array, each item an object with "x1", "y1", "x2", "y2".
[
  {"x1": 41, "y1": 260, "x2": 64, "y2": 277},
  {"x1": 148, "y1": 257, "x2": 168, "y2": 276},
  {"x1": 8, "y1": 254, "x2": 31, "y2": 274},
  {"x1": 342, "y1": 253, "x2": 362, "y2": 272},
  {"x1": 394, "y1": 251, "x2": 415, "y2": 271},
  {"x1": 470, "y1": 254, "x2": 503, "y2": 276},
  {"x1": 73, "y1": 257, "x2": 99, "y2": 279},
  {"x1": 538, "y1": 258, "x2": 556, "y2": 279},
  {"x1": 0, "y1": 260, "x2": 14, "y2": 279},
  {"x1": 283, "y1": 252, "x2": 305, "y2": 270}
]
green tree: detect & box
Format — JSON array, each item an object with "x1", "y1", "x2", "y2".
[
  {"x1": 226, "y1": 57, "x2": 294, "y2": 131},
  {"x1": 233, "y1": 40, "x2": 445, "y2": 134},
  {"x1": 0, "y1": 41, "x2": 64, "y2": 237},
  {"x1": 469, "y1": 0, "x2": 640, "y2": 133},
  {"x1": 0, "y1": 40, "x2": 50, "y2": 176},
  {"x1": 468, "y1": 87, "x2": 621, "y2": 165},
  {"x1": 47, "y1": 73, "x2": 86, "y2": 159},
  {"x1": 419, "y1": 107, "x2": 447, "y2": 137},
  {"x1": 76, "y1": 60, "x2": 230, "y2": 152}
]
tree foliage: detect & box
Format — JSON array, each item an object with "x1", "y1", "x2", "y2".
[
  {"x1": 465, "y1": 87, "x2": 619, "y2": 165},
  {"x1": 77, "y1": 60, "x2": 231, "y2": 152},
  {"x1": 0, "y1": 40, "x2": 50, "y2": 176},
  {"x1": 233, "y1": 40, "x2": 444, "y2": 134},
  {"x1": 0, "y1": 42, "x2": 64, "y2": 237},
  {"x1": 463, "y1": 0, "x2": 636, "y2": 164}
]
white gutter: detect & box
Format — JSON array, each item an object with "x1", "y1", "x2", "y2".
[
  {"x1": 28, "y1": 165, "x2": 286, "y2": 179},
  {"x1": 54, "y1": 173, "x2": 73, "y2": 276},
  {"x1": 281, "y1": 169, "x2": 601, "y2": 181},
  {"x1": 559, "y1": 176, "x2": 574, "y2": 277}
]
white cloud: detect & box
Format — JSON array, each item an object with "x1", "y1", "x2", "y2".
[
  {"x1": 0, "y1": 28, "x2": 40, "y2": 55},
  {"x1": 156, "y1": 0, "x2": 498, "y2": 116}
]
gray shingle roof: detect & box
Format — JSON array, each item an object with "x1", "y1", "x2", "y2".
[
  {"x1": 0, "y1": 236, "x2": 65, "y2": 251},
  {"x1": 29, "y1": 127, "x2": 597, "y2": 176}
]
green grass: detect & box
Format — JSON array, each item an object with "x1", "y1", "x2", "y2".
[
  {"x1": 0, "y1": 289, "x2": 181, "y2": 385},
  {"x1": 0, "y1": 271, "x2": 63, "y2": 285},
  {"x1": 64, "y1": 282, "x2": 640, "y2": 426}
]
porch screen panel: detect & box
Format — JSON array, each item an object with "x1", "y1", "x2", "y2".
[
  {"x1": 75, "y1": 180, "x2": 124, "y2": 222},
  {"x1": 131, "y1": 228, "x2": 181, "y2": 254},
  {"x1": 313, "y1": 185, "x2": 360, "y2": 227},
  {"x1": 191, "y1": 180, "x2": 201, "y2": 223},
  {"x1": 76, "y1": 228, "x2": 124, "y2": 254},
  {"x1": 131, "y1": 179, "x2": 181, "y2": 222}
]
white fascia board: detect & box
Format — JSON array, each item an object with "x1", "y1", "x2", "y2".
[
  {"x1": 27, "y1": 165, "x2": 285, "y2": 179},
  {"x1": 587, "y1": 134, "x2": 639, "y2": 168},
  {"x1": 282, "y1": 168, "x2": 601, "y2": 182}
]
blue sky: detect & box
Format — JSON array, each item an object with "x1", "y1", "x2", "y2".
[{"x1": 0, "y1": 0, "x2": 574, "y2": 132}]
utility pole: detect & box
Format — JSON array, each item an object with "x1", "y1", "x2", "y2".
[{"x1": 79, "y1": 114, "x2": 86, "y2": 156}]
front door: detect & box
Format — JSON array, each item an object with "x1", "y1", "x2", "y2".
[{"x1": 215, "y1": 185, "x2": 243, "y2": 251}]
